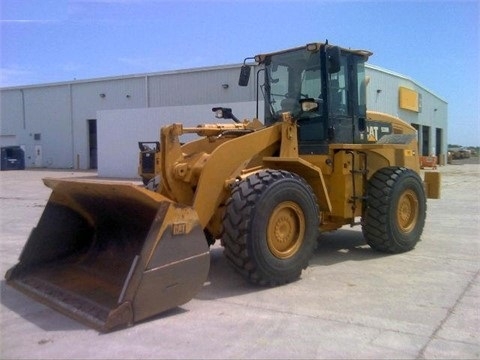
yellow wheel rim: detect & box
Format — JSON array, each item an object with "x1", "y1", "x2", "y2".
[
  {"x1": 267, "y1": 201, "x2": 305, "y2": 259},
  {"x1": 396, "y1": 189, "x2": 419, "y2": 233}
]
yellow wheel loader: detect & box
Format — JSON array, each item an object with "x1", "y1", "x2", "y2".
[{"x1": 6, "y1": 41, "x2": 441, "y2": 332}]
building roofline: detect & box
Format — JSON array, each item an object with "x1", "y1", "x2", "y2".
[
  {"x1": 0, "y1": 63, "x2": 244, "y2": 91},
  {"x1": 1, "y1": 62, "x2": 446, "y2": 104},
  {"x1": 365, "y1": 63, "x2": 447, "y2": 103}
]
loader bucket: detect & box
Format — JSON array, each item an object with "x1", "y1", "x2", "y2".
[{"x1": 5, "y1": 178, "x2": 210, "y2": 332}]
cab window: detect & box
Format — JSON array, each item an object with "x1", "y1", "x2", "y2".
[{"x1": 329, "y1": 56, "x2": 348, "y2": 116}]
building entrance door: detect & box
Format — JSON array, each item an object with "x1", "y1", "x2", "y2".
[
  {"x1": 88, "y1": 119, "x2": 97, "y2": 169},
  {"x1": 34, "y1": 145, "x2": 42, "y2": 167}
]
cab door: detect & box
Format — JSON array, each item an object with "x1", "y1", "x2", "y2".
[
  {"x1": 328, "y1": 53, "x2": 353, "y2": 144},
  {"x1": 329, "y1": 53, "x2": 368, "y2": 145},
  {"x1": 297, "y1": 62, "x2": 329, "y2": 155}
]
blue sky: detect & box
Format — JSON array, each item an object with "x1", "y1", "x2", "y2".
[{"x1": 1, "y1": 0, "x2": 479, "y2": 146}]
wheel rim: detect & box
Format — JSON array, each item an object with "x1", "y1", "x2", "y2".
[
  {"x1": 267, "y1": 201, "x2": 305, "y2": 259},
  {"x1": 396, "y1": 189, "x2": 419, "y2": 233}
]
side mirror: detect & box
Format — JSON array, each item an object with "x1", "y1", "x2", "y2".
[
  {"x1": 238, "y1": 65, "x2": 251, "y2": 86},
  {"x1": 327, "y1": 46, "x2": 341, "y2": 74}
]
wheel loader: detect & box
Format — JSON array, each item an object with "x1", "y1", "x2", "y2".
[{"x1": 5, "y1": 41, "x2": 441, "y2": 332}]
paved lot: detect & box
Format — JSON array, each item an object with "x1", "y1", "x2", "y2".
[{"x1": 1, "y1": 164, "x2": 479, "y2": 359}]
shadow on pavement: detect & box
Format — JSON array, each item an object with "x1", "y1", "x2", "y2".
[
  {"x1": 311, "y1": 227, "x2": 387, "y2": 266},
  {"x1": 1, "y1": 229, "x2": 387, "y2": 332},
  {"x1": 197, "y1": 228, "x2": 388, "y2": 302}
]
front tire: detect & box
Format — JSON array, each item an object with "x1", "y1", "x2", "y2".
[
  {"x1": 362, "y1": 167, "x2": 426, "y2": 253},
  {"x1": 222, "y1": 170, "x2": 319, "y2": 285}
]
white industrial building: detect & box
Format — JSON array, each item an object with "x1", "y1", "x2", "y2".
[{"x1": 0, "y1": 62, "x2": 447, "y2": 178}]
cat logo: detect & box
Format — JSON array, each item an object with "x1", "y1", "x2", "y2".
[
  {"x1": 366, "y1": 121, "x2": 393, "y2": 142},
  {"x1": 172, "y1": 222, "x2": 187, "y2": 235}
]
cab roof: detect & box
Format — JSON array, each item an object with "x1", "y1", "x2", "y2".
[{"x1": 254, "y1": 42, "x2": 373, "y2": 63}]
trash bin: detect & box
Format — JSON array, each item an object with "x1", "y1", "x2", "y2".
[{"x1": 1, "y1": 146, "x2": 25, "y2": 170}]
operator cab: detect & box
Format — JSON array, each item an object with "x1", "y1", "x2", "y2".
[{"x1": 240, "y1": 42, "x2": 372, "y2": 155}]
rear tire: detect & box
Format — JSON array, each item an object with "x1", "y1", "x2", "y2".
[
  {"x1": 222, "y1": 170, "x2": 319, "y2": 285},
  {"x1": 362, "y1": 167, "x2": 426, "y2": 253}
]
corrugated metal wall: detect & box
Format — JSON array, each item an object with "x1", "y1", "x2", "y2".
[
  {"x1": 0, "y1": 63, "x2": 447, "y2": 171},
  {"x1": 366, "y1": 65, "x2": 448, "y2": 158},
  {"x1": 23, "y1": 85, "x2": 72, "y2": 168},
  {"x1": 0, "y1": 90, "x2": 24, "y2": 137},
  {"x1": 148, "y1": 66, "x2": 254, "y2": 107},
  {"x1": 1, "y1": 85, "x2": 73, "y2": 167},
  {"x1": 71, "y1": 77, "x2": 147, "y2": 168}
]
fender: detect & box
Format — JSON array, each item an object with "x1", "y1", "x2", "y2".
[{"x1": 262, "y1": 156, "x2": 332, "y2": 212}]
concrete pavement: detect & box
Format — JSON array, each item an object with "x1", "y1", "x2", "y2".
[{"x1": 1, "y1": 164, "x2": 479, "y2": 359}]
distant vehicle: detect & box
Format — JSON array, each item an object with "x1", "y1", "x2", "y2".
[{"x1": 450, "y1": 148, "x2": 471, "y2": 159}]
